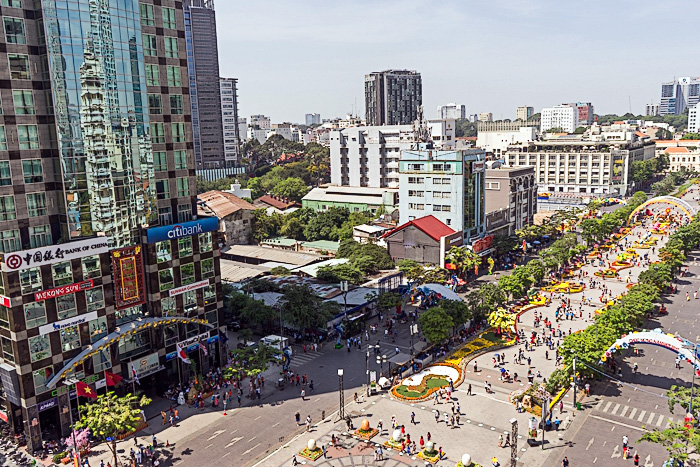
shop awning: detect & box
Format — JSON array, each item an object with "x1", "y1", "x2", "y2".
[{"x1": 420, "y1": 283, "x2": 461, "y2": 301}]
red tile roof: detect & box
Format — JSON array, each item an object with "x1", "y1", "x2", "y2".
[
  {"x1": 256, "y1": 194, "x2": 300, "y2": 210},
  {"x1": 198, "y1": 190, "x2": 256, "y2": 218},
  {"x1": 382, "y1": 215, "x2": 455, "y2": 242},
  {"x1": 665, "y1": 147, "x2": 690, "y2": 154}
]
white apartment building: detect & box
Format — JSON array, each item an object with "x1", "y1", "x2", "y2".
[
  {"x1": 476, "y1": 121, "x2": 538, "y2": 157},
  {"x1": 516, "y1": 106, "x2": 534, "y2": 121},
  {"x1": 250, "y1": 114, "x2": 271, "y2": 130},
  {"x1": 330, "y1": 123, "x2": 453, "y2": 188},
  {"x1": 220, "y1": 78, "x2": 240, "y2": 164},
  {"x1": 505, "y1": 127, "x2": 655, "y2": 196},
  {"x1": 541, "y1": 105, "x2": 579, "y2": 133},
  {"x1": 437, "y1": 103, "x2": 466, "y2": 120},
  {"x1": 478, "y1": 112, "x2": 493, "y2": 122},
  {"x1": 238, "y1": 117, "x2": 247, "y2": 142},
  {"x1": 428, "y1": 119, "x2": 456, "y2": 149},
  {"x1": 688, "y1": 103, "x2": 700, "y2": 133}
]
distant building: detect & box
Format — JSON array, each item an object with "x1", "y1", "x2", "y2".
[
  {"x1": 478, "y1": 113, "x2": 493, "y2": 122},
  {"x1": 646, "y1": 103, "x2": 660, "y2": 117},
  {"x1": 665, "y1": 147, "x2": 700, "y2": 172},
  {"x1": 254, "y1": 194, "x2": 301, "y2": 215},
  {"x1": 302, "y1": 186, "x2": 399, "y2": 214},
  {"x1": 516, "y1": 106, "x2": 534, "y2": 121},
  {"x1": 226, "y1": 180, "x2": 252, "y2": 199},
  {"x1": 197, "y1": 190, "x2": 256, "y2": 244},
  {"x1": 541, "y1": 105, "x2": 579, "y2": 133},
  {"x1": 353, "y1": 224, "x2": 393, "y2": 244},
  {"x1": 398, "y1": 148, "x2": 487, "y2": 242},
  {"x1": 689, "y1": 103, "x2": 700, "y2": 133},
  {"x1": 660, "y1": 77, "x2": 700, "y2": 115},
  {"x1": 306, "y1": 113, "x2": 321, "y2": 125},
  {"x1": 250, "y1": 114, "x2": 271, "y2": 129},
  {"x1": 437, "y1": 103, "x2": 466, "y2": 120},
  {"x1": 485, "y1": 164, "x2": 537, "y2": 237},
  {"x1": 365, "y1": 70, "x2": 422, "y2": 126},
  {"x1": 238, "y1": 118, "x2": 248, "y2": 142},
  {"x1": 468, "y1": 114, "x2": 479, "y2": 122},
  {"x1": 427, "y1": 119, "x2": 456, "y2": 149},
  {"x1": 476, "y1": 121, "x2": 539, "y2": 158},
  {"x1": 382, "y1": 215, "x2": 463, "y2": 266},
  {"x1": 566, "y1": 102, "x2": 595, "y2": 125},
  {"x1": 220, "y1": 78, "x2": 241, "y2": 166}
]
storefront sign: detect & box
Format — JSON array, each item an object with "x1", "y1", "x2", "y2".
[
  {"x1": 37, "y1": 397, "x2": 58, "y2": 412},
  {"x1": 168, "y1": 279, "x2": 210, "y2": 297},
  {"x1": 472, "y1": 161, "x2": 485, "y2": 173},
  {"x1": 146, "y1": 218, "x2": 218, "y2": 244},
  {"x1": 38, "y1": 311, "x2": 98, "y2": 336},
  {"x1": 176, "y1": 332, "x2": 215, "y2": 354},
  {"x1": 472, "y1": 234, "x2": 494, "y2": 254},
  {"x1": 1, "y1": 237, "x2": 111, "y2": 272},
  {"x1": 34, "y1": 280, "x2": 95, "y2": 302},
  {"x1": 132, "y1": 352, "x2": 160, "y2": 376},
  {"x1": 165, "y1": 351, "x2": 177, "y2": 362},
  {"x1": 111, "y1": 246, "x2": 146, "y2": 310},
  {"x1": 0, "y1": 409, "x2": 8, "y2": 423}
]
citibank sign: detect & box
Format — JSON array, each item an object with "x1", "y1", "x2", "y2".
[{"x1": 146, "y1": 217, "x2": 218, "y2": 244}]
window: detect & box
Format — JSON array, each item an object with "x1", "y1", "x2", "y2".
[
  {"x1": 1, "y1": 0, "x2": 21, "y2": 6},
  {"x1": 176, "y1": 177, "x2": 189, "y2": 197},
  {"x1": 158, "y1": 207, "x2": 172, "y2": 225},
  {"x1": 0, "y1": 229, "x2": 20, "y2": 253},
  {"x1": 177, "y1": 204, "x2": 192, "y2": 222},
  {"x1": 407, "y1": 190, "x2": 424, "y2": 197},
  {"x1": 172, "y1": 122, "x2": 185, "y2": 143},
  {"x1": 145, "y1": 64, "x2": 160, "y2": 86},
  {"x1": 203, "y1": 285, "x2": 216, "y2": 306},
  {"x1": 164, "y1": 36, "x2": 178, "y2": 58},
  {"x1": 170, "y1": 95, "x2": 183, "y2": 114},
  {"x1": 0, "y1": 126, "x2": 6, "y2": 150},
  {"x1": 174, "y1": 150, "x2": 187, "y2": 170},
  {"x1": 148, "y1": 94, "x2": 162, "y2": 114},
  {"x1": 180, "y1": 263, "x2": 195, "y2": 285},
  {"x1": 1, "y1": 336, "x2": 14, "y2": 362},
  {"x1": 52, "y1": 261, "x2": 72, "y2": 286},
  {"x1": 56, "y1": 294, "x2": 76, "y2": 320},
  {"x1": 25, "y1": 301, "x2": 47, "y2": 329},
  {"x1": 28, "y1": 335, "x2": 50, "y2": 363},
  {"x1": 434, "y1": 178, "x2": 451, "y2": 185},
  {"x1": 159, "y1": 268, "x2": 174, "y2": 291},
  {"x1": 486, "y1": 182, "x2": 501, "y2": 190},
  {"x1": 13, "y1": 90, "x2": 34, "y2": 114},
  {"x1": 407, "y1": 177, "x2": 424, "y2": 184},
  {"x1": 161, "y1": 296, "x2": 176, "y2": 316},
  {"x1": 22, "y1": 159, "x2": 42, "y2": 183},
  {"x1": 139, "y1": 3, "x2": 155, "y2": 26},
  {"x1": 199, "y1": 258, "x2": 214, "y2": 280},
  {"x1": 92, "y1": 343, "x2": 110, "y2": 366},
  {"x1": 142, "y1": 33, "x2": 157, "y2": 56},
  {"x1": 0, "y1": 161, "x2": 10, "y2": 186},
  {"x1": 178, "y1": 236, "x2": 193, "y2": 257},
  {"x1": 29, "y1": 225, "x2": 51, "y2": 248},
  {"x1": 162, "y1": 7, "x2": 176, "y2": 28},
  {"x1": 432, "y1": 163, "x2": 451, "y2": 171},
  {"x1": 4, "y1": 17, "x2": 25, "y2": 44},
  {"x1": 150, "y1": 123, "x2": 165, "y2": 143},
  {"x1": 164, "y1": 324, "x2": 178, "y2": 345},
  {"x1": 115, "y1": 305, "x2": 143, "y2": 325},
  {"x1": 166, "y1": 66, "x2": 181, "y2": 87},
  {"x1": 199, "y1": 232, "x2": 212, "y2": 252},
  {"x1": 26, "y1": 192, "x2": 47, "y2": 217},
  {"x1": 408, "y1": 203, "x2": 424, "y2": 210},
  {"x1": 20, "y1": 267, "x2": 41, "y2": 294},
  {"x1": 8, "y1": 54, "x2": 30, "y2": 79},
  {"x1": 153, "y1": 151, "x2": 167, "y2": 171},
  {"x1": 82, "y1": 255, "x2": 101, "y2": 279},
  {"x1": 183, "y1": 290, "x2": 197, "y2": 314},
  {"x1": 408, "y1": 163, "x2": 424, "y2": 171},
  {"x1": 86, "y1": 286, "x2": 104, "y2": 313},
  {"x1": 0, "y1": 196, "x2": 15, "y2": 220},
  {"x1": 433, "y1": 205, "x2": 451, "y2": 212},
  {"x1": 156, "y1": 240, "x2": 171, "y2": 263},
  {"x1": 18, "y1": 125, "x2": 39, "y2": 149},
  {"x1": 60, "y1": 325, "x2": 81, "y2": 352},
  {"x1": 156, "y1": 179, "x2": 169, "y2": 199},
  {"x1": 433, "y1": 192, "x2": 451, "y2": 199}
]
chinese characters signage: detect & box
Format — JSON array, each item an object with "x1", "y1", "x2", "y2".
[
  {"x1": 111, "y1": 246, "x2": 146, "y2": 310},
  {"x1": 1, "y1": 237, "x2": 111, "y2": 272},
  {"x1": 35, "y1": 280, "x2": 95, "y2": 302}
]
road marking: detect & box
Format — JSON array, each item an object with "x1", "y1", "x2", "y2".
[
  {"x1": 592, "y1": 457, "x2": 597, "y2": 463},
  {"x1": 230, "y1": 429, "x2": 238, "y2": 434},
  {"x1": 248, "y1": 436, "x2": 257, "y2": 442},
  {"x1": 225, "y1": 437, "x2": 243, "y2": 448},
  {"x1": 207, "y1": 429, "x2": 226, "y2": 441},
  {"x1": 629, "y1": 408, "x2": 637, "y2": 420},
  {"x1": 611, "y1": 403, "x2": 620, "y2": 415},
  {"x1": 602, "y1": 401, "x2": 612, "y2": 412},
  {"x1": 611, "y1": 444, "x2": 621, "y2": 458},
  {"x1": 272, "y1": 422, "x2": 280, "y2": 428},
  {"x1": 644, "y1": 454, "x2": 654, "y2": 467},
  {"x1": 656, "y1": 414, "x2": 664, "y2": 426},
  {"x1": 647, "y1": 412, "x2": 656, "y2": 424},
  {"x1": 254, "y1": 415, "x2": 262, "y2": 420},
  {"x1": 205, "y1": 443, "x2": 213, "y2": 449},
  {"x1": 619, "y1": 406, "x2": 629, "y2": 417},
  {"x1": 586, "y1": 437, "x2": 595, "y2": 450},
  {"x1": 242, "y1": 443, "x2": 261, "y2": 456},
  {"x1": 223, "y1": 452, "x2": 232, "y2": 458},
  {"x1": 637, "y1": 410, "x2": 647, "y2": 422},
  {"x1": 590, "y1": 414, "x2": 646, "y2": 432}
]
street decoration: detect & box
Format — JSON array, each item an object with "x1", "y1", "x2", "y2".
[{"x1": 628, "y1": 195, "x2": 697, "y2": 223}]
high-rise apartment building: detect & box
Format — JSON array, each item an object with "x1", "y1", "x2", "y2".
[
  {"x1": 689, "y1": 104, "x2": 700, "y2": 133},
  {"x1": 220, "y1": 78, "x2": 241, "y2": 166},
  {"x1": 660, "y1": 77, "x2": 700, "y2": 116},
  {"x1": 646, "y1": 103, "x2": 660, "y2": 117},
  {"x1": 364, "y1": 70, "x2": 422, "y2": 126},
  {"x1": 437, "y1": 103, "x2": 466, "y2": 120},
  {"x1": 516, "y1": 106, "x2": 534, "y2": 121},
  {"x1": 541, "y1": 106, "x2": 579, "y2": 133},
  {"x1": 305, "y1": 113, "x2": 321, "y2": 126},
  {"x1": 478, "y1": 113, "x2": 493, "y2": 122},
  {"x1": 565, "y1": 102, "x2": 595, "y2": 125},
  {"x1": 184, "y1": 0, "x2": 225, "y2": 169},
  {"x1": 0, "y1": 0, "x2": 222, "y2": 452}
]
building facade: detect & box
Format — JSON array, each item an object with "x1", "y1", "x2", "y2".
[
  {"x1": 566, "y1": 102, "x2": 594, "y2": 125},
  {"x1": 364, "y1": 70, "x2": 422, "y2": 126},
  {"x1": 305, "y1": 113, "x2": 321, "y2": 126},
  {"x1": 541, "y1": 105, "x2": 579, "y2": 133},
  {"x1": 516, "y1": 106, "x2": 534, "y2": 121},
  {"x1": 660, "y1": 77, "x2": 700, "y2": 116},
  {"x1": 478, "y1": 113, "x2": 493, "y2": 122},
  {"x1": 302, "y1": 186, "x2": 398, "y2": 214},
  {"x1": 485, "y1": 165, "x2": 537, "y2": 237},
  {"x1": 437, "y1": 103, "x2": 466, "y2": 120},
  {"x1": 219, "y1": 78, "x2": 241, "y2": 166},
  {"x1": 476, "y1": 121, "x2": 538, "y2": 158},
  {"x1": 0, "y1": 0, "x2": 222, "y2": 451},
  {"x1": 646, "y1": 103, "x2": 660, "y2": 117},
  {"x1": 665, "y1": 147, "x2": 700, "y2": 173},
  {"x1": 398, "y1": 148, "x2": 486, "y2": 242},
  {"x1": 382, "y1": 215, "x2": 462, "y2": 266},
  {"x1": 689, "y1": 103, "x2": 700, "y2": 133}
]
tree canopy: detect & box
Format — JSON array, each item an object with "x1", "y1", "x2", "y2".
[{"x1": 418, "y1": 307, "x2": 453, "y2": 344}]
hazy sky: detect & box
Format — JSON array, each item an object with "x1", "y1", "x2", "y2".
[{"x1": 216, "y1": 0, "x2": 700, "y2": 124}]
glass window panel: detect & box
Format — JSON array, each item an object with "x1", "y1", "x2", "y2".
[
  {"x1": 17, "y1": 125, "x2": 39, "y2": 149},
  {"x1": 118, "y1": 329, "x2": 150, "y2": 359},
  {"x1": 12, "y1": 90, "x2": 34, "y2": 114},
  {"x1": 20, "y1": 267, "x2": 41, "y2": 294},
  {"x1": 183, "y1": 290, "x2": 197, "y2": 314},
  {"x1": 156, "y1": 240, "x2": 171, "y2": 263},
  {"x1": 203, "y1": 285, "x2": 216, "y2": 306},
  {"x1": 4, "y1": 17, "x2": 25, "y2": 44},
  {"x1": 174, "y1": 150, "x2": 187, "y2": 170},
  {"x1": 60, "y1": 325, "x2": 81, "y2": 352},
  {"x1": 1, "y1": 1, "x2": 22, "y2": 7},
  {"x1": 153, "y1": 151, "x2": 167, "y2": 171},
  {"x1": 52, "y1": 261, "x2": 73, "y2": 286},
  {"x1": 22, "y1": 159, "x2": 43, "y2": 183},
  {"x1": 145, "y1": 64, "x2": 159, "y2": 86},
  {"x1": 199, "y1": 232, "x2": 212, "y2": 253},
  {"x1": 0, "y1": 229, "x2": 18, "y2": 254},
  {"x1": 1, "y1": 336, "x2": 14, "y2": 362},
  {"x1": 176, "y1": 177, "x2": 189, "y2": 197},
  {"x1": 158, "y1": 207, "x2": 172, "y2": 225},
  {"x1": 180, "y1": 262, "x2": 194, "y2": 285},
  {"x1": 139, "y1": 3, "x2": 155, "y2": 26},
  {"x1": 86, "y1": 286, "x2": 104, "y2": 313},
  {"x1": 205, "y1": 308, "x2": 217, "y2": 325},
  {"x1": 177, "y1": 204, "x2": 192, "y2": 222},
  {"x1": 164, "y1": 324, "x2": 178, "y2": 345},
  {"x1": 201, "y1": 258, "x2": 214, "y2": 279},
  {"x1": 0, "y1": 126, "x2": 7, "y2": 150},
  {"x1": 148, "y1": 93, "x2": 161, "y2": 115},
  {"x1": 159, "y1": 268, "x2": 174, "y2": 291},
  {"x1": 26, "y1": 192, "x2": 47, "y2": 217},
  {"x1": 29, "y1": 225, "x2": 51, "y2": 248},
  {"x1": 156, "y1": 179, "x2": 169, "y2": 199},
  {"x1": 29, "y1": 335, "x2": 50, "y2": 362},
  {"x1": 164, "y1": 37, "x2": 178, "y2": 58},
  {"x1": 33, "y1": 367, "x2": 53, "y2": 394},
  {"x1": 8, "y1": 54, "x2": 30, "y2": 79},
  {"x1": 166, "y1": 66, "x2": 181, "y2": 87},
  {"x1": 162, "y1": 7, "x2": 176, "y2": 28},
  {"x1": 151, "y1": 123, "x2": 165, "y2": 143},
  {"x1": 178, "y1": 237, "x2": 192, "y2": 257},
  {"x1": 0, "y1": 161, "x2": 10, "y2": 186},
  {"x1": 0, "y1": 196, "x2": 15, "y2": 221},
  {"x1": 162, "y1": 296, "x2": 176, "y2": 316},
  {"x1": 142, "y1": 33, "x2": 157, "y2": 56},
  {"x1": 93, "y1": 349, "x2": 111, "y2": 372},
  {"x1": 115, "y1": 305, "x2": 143, "y2": 325},
  {"x1": 56, "y1": 294, "x2": 77, "y2": 320},
  {"x1": 82, "y1": 255, "x2": 101, "y2": 279},
  {"x1": 25, "y1": 301, "x2": 47, "y2": 329},
  {"x1": 0, "y1": 303, "x2": 8, "y2": 327},
  {"x1": 172, "y1": 123, "x2": 185, "y2": 143},
  {"x1": 169, "y1": 95, "x2": 183, "y2": 114}
]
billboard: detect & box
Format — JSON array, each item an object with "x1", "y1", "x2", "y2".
[
  {"x1": 35, "y1": 280, "x2": 94, "y2": 302},
  {"x1": 168, "y1": 279, "x2": 210, "y2": 297},
  {"x1": 1, "y1": 237, "x2": 111, "y2": 272},
  {"x1": 111, "y1": 246, "x2": 146, "y2": 310},
  {"x1": 38, "y1": 311, "x2": 98, "y2": 336},
  {"x1": 145, "y1": 218, "x2": 218, "y2": 244}
]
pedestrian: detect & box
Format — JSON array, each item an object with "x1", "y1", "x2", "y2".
[
  {"x1": 467, "y1": 383, "x2": 472, "y2": 395},
  {"x1": 419, "y1": 435, "x2": 424, "y2": 449},
  {"x1": 321, "y1": 445, "x2": 327, "y2": 459},
  {"x1": 474, "y1": 360, "x2": 478, "y2": 372},
  {"x1": 377, "y1": 420, "x2": 383, "y2": 432},
  {"x1": 295, "y1": 411, "x2": 301, "y2": 425},
  {"x1": 622, "y1": 435, "x2": 629, "y2": 457},
  {"x1": 309, "y1": 380, "x2": 314, "y2": 392},
  {"x1": 634, "y1": 451, "x2": 640, "y2": 466},
  {"x1": 504, "y1": 433, "x2": 510, "y2": 446},
  {"x1": 450, "y1": 416, "x2": 455, "y2": 428},
  {"x1": 427, "y1": 431, "x2": 431, "y2": 441},
  {"x1": 300, "y1": 389, "x2": 306, "y2": 401},
  {"x1": 161, "y1": 411, "x2": 166, "y2": 425},
  {"x1": 411, "y1": 412, "x2": 416, "y2": 424},
  {"x1": 498, "y1": 434, "x2": 503, "y2": 447},
  {"x1": 376, "y1": 446, "x2": 384, "y2": 461},
  {"x1": 292, "y1": 454, "x2": 299, "y2": 466},
  {"x1": 435, "y1": 410, "x2": 440, "y2": 423},
  {"x1": 562, "y1": 457, "x2": 569, "y2": 467},
  {"x1": 456, "y1": 402, "x2": 461, "y2": 414},
  {"x1": 456, "y1": 414, "x2": 460, "y2": 425},
  {"x1": 444, "y1": 412, "x2": 449, "y2": 424}
]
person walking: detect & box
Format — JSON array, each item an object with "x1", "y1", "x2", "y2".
[
  {"x1": 622, "y1": 435, "x2": 629, "y2": 458},
  {"x1": 435, "y1": 411, "x2": 440, "y2": 423},
  {"x1": 562, "y1": 457, "x2": 569, "y2": 467},
  {"x1": 633, "y1": 451, "x2": 640, "y2": 466},
  {"x1": 411, "y1": 412, "x2": 416, "y2": 424},
  {"x1": 300, "y1": 388, "x2": 306, "y2": 401},
  {"x1": 498, "y1": 434, "x2": 503, "y2": 447},
  {"x1": 295, "y1": 411, "x2": 301, "y2": 425}
]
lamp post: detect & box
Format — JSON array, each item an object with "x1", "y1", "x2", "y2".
[
  {"x1": 366, "y1": 348, "x2": 371, "y2": 396},
  {"x1": 376, "y1": 354, "x2": 387, "y2": 377},
  {"x1": 337, "y1": 369, "x2": 345, "y2": 422},
  {"x1": 64, "y1": 378, "x2": 81, "y2": 465},
  {"x1": 340, "y1": 281, "x2": 349, "y2": 321},
  {"x1": 409, "y1": 323, "x2": 419, "y2": 357}
]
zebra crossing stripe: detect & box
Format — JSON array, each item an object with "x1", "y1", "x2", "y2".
[
  {"x1": 628, "y1": 408, "x2": 637, "y2": 420},
  {"x1": 619, "y1": 406, "x2": 629, "y2": 417},
  {"x1": 602, "y1": 401, "x2": 612, "y2": 412},
  {"x1": 637, "y1": 410, "x2": 646, "y2": 422},
  {"x1": 647, "y1": 412, "x2": 656, "y2": 424},
  {"x1": 611, "y1": 403, "x2": 620, "y2": 415},
  {"x1": 656, "y1": 414, "x2": 665, "y2": 426}
]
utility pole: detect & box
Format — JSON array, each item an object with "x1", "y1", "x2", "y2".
[{"x1": 572, "y1": 357, "x2": 577, "y2": 414}]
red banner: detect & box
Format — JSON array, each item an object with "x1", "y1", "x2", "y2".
[
  {"x1": 34, "y1": 280, "x2": 94, "y2": 302},
  {"x1": 111, "y1": 246, "x2": 146, "y2": 310},
  {"x1": 472, "y1": 234, "x2": 494, "y2": 254}
]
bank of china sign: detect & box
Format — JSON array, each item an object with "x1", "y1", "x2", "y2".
[
  {"x1": 1, "y1": 238, "x2": 111, "y2": 272},
  {"x1": 146, "y1": 217, "x2": 218, "y2": 244}
]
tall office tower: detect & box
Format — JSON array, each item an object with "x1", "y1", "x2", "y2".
[
  {"x1": 660, "y1": 77, "x2": 700, "y2": 116},
  {"x1": 646, "y1": 103, "x2": 660, "y2": 117},
  {"x1": 0, "y1": 0, "x2": 222, "y2": 452},
  {"x1": 305, "y1": 113, "x2": 321, "y2": 126},
  {"x1": 516, "y1": 106, "x2": 534, "y2": 121},
  {"x1": 184, "y1": 0, "x2": 225, "y2": 169},
  {"x1": 437, "y1": 103, "x2": 466, "y2": 120},
  {"x1": 220, "y1": 78, "x2": 241, "y2": 166},
  {"x1": 365, "y1": 70, "x2": 422, "y2": 126}
]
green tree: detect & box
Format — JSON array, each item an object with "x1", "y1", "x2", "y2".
[
  {"x1": 304, "y1": 207, "x2": 349, "y2": 241},
  {"x1": 639, "y1": 423, "x2": 700, "y2": 466},
  {"x1": 487, "y1": 308, "x2": 516, "y2": 336},
  {"x1": 638, "y1": 262, "x2": 673, "y2": 290},
  {"x1": 279, "y1": 216, "x2": 305, "y2": 240},
  {"x1": 317, "y1": 262, "x2": 364, "y2": 284},
  {"x1": 269, "y1": 266, "x2": 292, "y2": 276},
  {"x1": 74, "y1": 392, "x2": 151, "y2": 467},
  {"x1": 656, "y1": 128, "x2": 673, "y2": 140},
  {"x1": 224, "y1": 343, "x2": 280, "y2": 380},
  {"x1": 418, "y1": 307, "x2": 454, "y2": 344},
  {"x1": 280, "y1": 285, "x2": 339, "y2": 338},
  {"x1": 573, "y1": 126, "x2": 587, "y2": 134},
  {"x1": 682, "y1": 132, "x2": 700, "y2": 140},
  {"x1": 237, "y1": 294, "x2": 276, "y2": 328},
  {"x1": 667, "y1": 385, "x2": 700, "y2": 418},
  {"x1": 498, "y1": 273, "x2": 527, "y2": 299},
  {"x1": 271, "y1": 177, "x2": 309, "y2": 202},
  {"x1": 440, "y1": 299, "x2": 471, "y2": 334},
  {"x1": 376, "y1": 292, "x2": 403, "y2": 313},
  {"x1": 252, "y1": 209, "x2": 282, "y2": 242},
  {"x1": 445, "y1": 247, "x2": 481, "y2": 278}
]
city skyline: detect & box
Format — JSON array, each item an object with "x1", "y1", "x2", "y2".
[{"x1": 216, "y1": 0, "x2": 700, "y2": 123}]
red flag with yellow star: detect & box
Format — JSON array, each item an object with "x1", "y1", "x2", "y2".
[{"x1": 75, "y1": 381, "x2": 97, "y2": 399}]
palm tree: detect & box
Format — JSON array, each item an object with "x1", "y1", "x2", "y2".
[{"x1": 445, "y1": 247, "x2": 481, "y2": 279}]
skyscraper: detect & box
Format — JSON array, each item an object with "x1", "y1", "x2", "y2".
[
  {"x1": 184, "y1": 0, "x2": 225, "y2": 169},
  {"x1": 220, "y1": 78, "x2": 241, "y2": 165},
  {"x1": 0, "y1": 0, "x2": 222, "y2": 452},
  {"x1": 437, "y1": 103, "x2": 466, "y2": 120},
  {"x1": 365, "y1": 70, "x2": 422, "y2": 126},
  {"x1": 660, "y1": 77, "x2": 700, "y2": 116},
  {"x1": 305, "y1": 113, "x2": 321, "y2": 126},
  {"x1": 516, "y1": 106, "x2": 534, "y2": 121}
]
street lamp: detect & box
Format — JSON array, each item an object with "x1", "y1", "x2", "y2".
[
  {"x1": 64, "y1": 378, "x2": 81, "y2": 465},
  {"x1": 409, "y1": 323, "x2": 419, "y2": 357},
  {"x1": 376, "y1": 355, "x2": 387, "y2": 377},
  {"x1": 337, "y1": 369, "x2": 345, "y2": 421},
  {"x1": 366, "y1": 348, "x2": 371, "y2": 396}
]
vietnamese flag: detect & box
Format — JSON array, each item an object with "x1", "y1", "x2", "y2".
[
  {"x1": 76, "y1": 381, "x2": 97, "y2": 399},
  {"x1": 105, "y1": 371, "x2": 123, "y2": 387}
]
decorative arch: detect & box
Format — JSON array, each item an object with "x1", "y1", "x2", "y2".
[
  {"x1": 628, "y1": 196, "x2": 697, "y2": 222},
  {"x1": 602, "y1": 329, "x2": 700, "y2": 372}
]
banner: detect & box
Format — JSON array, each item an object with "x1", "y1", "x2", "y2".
[
  {"x1": 145, "y1": 218, "x2": 218, "y2": 244},
  {"x1": 111, "y1": 246, "x2": 146, "y2": 310},
  {"x1": 168, "y1": 279, "x2": 210, "y2": 297},
  {"x1": 38, "y1": 311, "x2": 98, "y2": 336},
  {"x1": 35, "y1": 280, "x2": 94, "y2": 302},
  {"x1": 1, "y1": 237, "x2": 111, "y2": 272}
]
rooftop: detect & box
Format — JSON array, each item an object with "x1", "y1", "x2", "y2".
[
  {"x1": 219, "y1": 259, "x2": 272, "y2": 283},
  {"x1": 197, "y1": 190, "x2": 256, "y2": 218},
  {"x1": 292, "y1": 258, "x2": 349, "y2": 278},
  {"x1": 220, "y1": 244, "x2": 321, "y2": 266},
  {"x1": 664, "y1": 147, "x2": 690, "y2": 154},
  {"x1": 255, "y1": 194, "x2": 301, "y2": 210},
  {"x1": 303, "y1": 187, "x2": 393, "y2": 205},
  {"x1": 261, "y1": 237, "x2": 298, "y2": 247},
  {"x1": 382, "y1": 215, "x2": 455, "y2": 243},
  {"x1": 301, "y1": 240, "x2": 340, "y2": 252}
]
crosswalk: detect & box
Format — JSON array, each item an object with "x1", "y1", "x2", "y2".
[
  {"x1": 596, "y1": 400, "x2": 677, "y2": 428},
  {"x1": 289, "y1": 351, "x2": 323, "y2": 366}
]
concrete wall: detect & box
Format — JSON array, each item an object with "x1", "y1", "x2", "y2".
[{"x1": 385, "y1": 225, "x2": 441, "y2": 265}]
